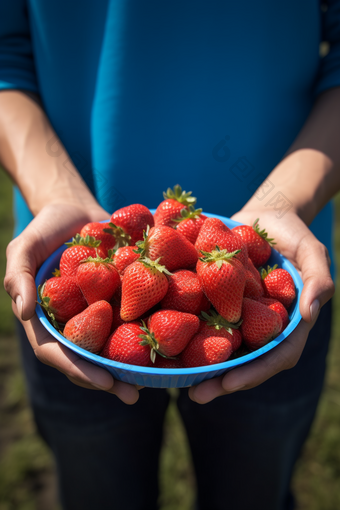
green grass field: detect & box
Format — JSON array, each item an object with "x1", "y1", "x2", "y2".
[{"x1": 0, "y1": 168, "x2": 339, "y2": 510}]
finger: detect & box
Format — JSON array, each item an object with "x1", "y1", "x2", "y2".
[
  {"x1": 190, "y1": 318, "x2": 315, "y2": 404},
  {"x1": 220, "y1": 319, "x2": 312, "y2": 393},
  {"x1": 19, "y1": 308, "x2": 140, "y2": 404},
  {"x1": 188, "y1": 376, "x2": 225, "y2": 404},
  {"x1": 295, "y1": 233, "x2": 335, "y2": 321},
  {"x1": 4, "y1": 204, "x2": 104, "y2": 320}
]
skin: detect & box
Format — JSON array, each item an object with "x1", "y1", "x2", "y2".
[{"x1": 1, "y1": 88, "x2": 339, "y2": 405}]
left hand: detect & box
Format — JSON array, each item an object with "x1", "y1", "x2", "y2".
[{"x1": 188, "y1": 208, "x2": 335, "y2": 404}]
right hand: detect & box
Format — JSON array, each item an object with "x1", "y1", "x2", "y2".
[{"x1": 4, "y1": 202, "x2": 141, "y2": 404}]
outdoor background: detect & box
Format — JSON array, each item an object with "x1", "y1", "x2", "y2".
[{"x1": 0, "y1": 168, "x2": 339, "y2": 510}]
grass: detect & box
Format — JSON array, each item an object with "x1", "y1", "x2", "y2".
[{"x1": 0, "y1": 167, "x2": 340, "y2": 509}]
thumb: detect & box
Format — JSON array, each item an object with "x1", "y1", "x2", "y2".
[{"x1": 296, "y1": 232, "x2": 334, "y2": 322}]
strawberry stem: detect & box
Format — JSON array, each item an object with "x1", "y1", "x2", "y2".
[
  {"x1": 162, "y1": 184, "x2": 197, "y2": 206},
  {"x1": 199, "y1": 246, "x2": 241, "y2": 269},
  {"x1": 252, "y1": 218, "x2": 276, "y2": 245},
  {"x1": 65, "y1": 233, "x2": 102, "y2": 248}
]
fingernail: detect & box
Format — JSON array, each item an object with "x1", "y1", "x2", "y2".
[
  {"x1": 310, "y1": 299, "x2": 320, "y2": 322},
  {"x1": 16, "y1": 295, "x2": 23, "y2": 319}
]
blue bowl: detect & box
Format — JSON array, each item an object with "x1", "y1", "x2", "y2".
[{"x1": 35, "y1": 212, "x2": 303, "y2": 388}]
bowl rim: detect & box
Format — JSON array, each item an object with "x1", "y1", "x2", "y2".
[{"x1": 35, "y1": 211, "x2": 303, "y2": 376}]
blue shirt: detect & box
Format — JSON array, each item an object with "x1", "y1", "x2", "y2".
[{"x1": 1, "y1": 0, "x2": 340, "y2": 271}]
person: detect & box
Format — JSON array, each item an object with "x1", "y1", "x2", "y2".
[{"x1": 0, "y1": 2, "x2": 339, "y2": 509}]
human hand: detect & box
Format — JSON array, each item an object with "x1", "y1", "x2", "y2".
[
  {"x1": 4, "y1": 202, "x2": 141, "y2": 404},
  {"x1": 188, "y1": 208, "x2": 335, "y2": 404}
]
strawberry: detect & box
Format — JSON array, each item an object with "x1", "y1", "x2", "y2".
[
  {"x1": 76, "y1": 256, "x2": 121, "y2": 305},
  {"x1": 174, "y1": 206, "x2": 207, "y2": 244},
  {"x1": 101, "y1": 322, "x2": 151, "y2": 366},
  {"x1": 256, "y1": 297, "x2": 289, "y2": 333},
  {"x1": 196, "y1": 247, "x2": 246, "y2": 323},
  {"x1": 160, "y1": 269, "x2": 210, "y2": 315},
  {"x1": 109, "y1": 204, "x2": 154, "y2": 246},
  {"x1": 246, "y1": 257, "x2": 262, "y2": 285},
  {"x1": 38, "y1": 276, "x2": 87, "y2": 327},
  {"x1": 113, "y1": 245, "x2": 140, "y2": 275},
  {"x1": 139, "y1": 310, "x2": 200, "y2": 359},
  {"x1": 120, "y1": 257, "x2": 171, "y2": 321},
  {"x1": 261, "y1": 265, "x2": 296, "y2": 309},
  {"x1": 154, "y1": 184, "x2": 197, "y2": 227},
  {"x1": 232, "y1": 218, "x2": 275, "y2": 267},
  {"x1": 240, "y1": 298, "x2": 282, "y2": 350},
  {"x1": 199, "y1": 310, "x2": 243, "y2": 352},
  {"x1": 135, "y1": 225, "x2": 198, "y2": 271},
  {"x1": 243, "y1": 268, "x2": 264, "y2": 299},
  {"x1": 195, "y1": 217, "x2": 248, "y2": 266},
  {"x1": 59, "y1": 234, "x2": 106, "y2": 277},
  {"x1": 180, "y1": 325, "x2": 234, "y2": 368},
  {"x1": 80, "y1": 222, "x2": 116, "y2": 255},
  {"x1": 63, "y1": 300, "x2": 113, "y2": 353}
]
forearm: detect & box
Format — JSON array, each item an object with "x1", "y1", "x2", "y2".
[
  {"x1": 243, "y1": 87, "x2": 340, "y2": 225},
  {"x1": 0, "y1": 90, "x2": 99, "y2": 215}
]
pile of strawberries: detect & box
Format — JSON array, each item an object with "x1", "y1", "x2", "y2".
[{"x1": 38, "y1": 185, "x2": 296, "y2": 369}]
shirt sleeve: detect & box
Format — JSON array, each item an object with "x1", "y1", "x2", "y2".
[
  {"x1": 314, "y1": 0, "x2": 340, "y2": 95},
  {"x1": 0, "y1": 0, "x2": 39, "y2": 93}
]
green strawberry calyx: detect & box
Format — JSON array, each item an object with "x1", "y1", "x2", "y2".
[
  {"x1": 163, "y1": 184, "x2": 197, "y2": 206},
  {"x1": 37, "y1": 283, "x2": 63, "y2": 332},
  {"x1": 199, "y1": 246, "x2": 241, "y2": 269},
  {"x1": 134, "y1": 226, "x2": 151, "y2": 257},
  {"x1": 200, "y1": 310, "x2": 242, "y2": 332},
  {"x1": 102, "y1": 222, "x2": 132, "y2": 249},
  {"x1": 252, "y1": 218, "x2": 276, "y2": 245},
  {"x1": 138, "y1": 257, "x2": 172, "y2": 275},
  {"x1": 173, "y1": 205, "x2": 203, "y2": 223},
  {"x1": 260, "y1": 264, "x2": 279, "y2": 279},
  {"x1": 138, "y1": 320, "x2": 177, "y2": 364},
  {"x1": 65, "y1": 233, "x2": 102, "y2": 249},
  {"x1": 80, "y1": 255, "x2": 115, "y2": 268},
  {"x1": 52, "y1": 268, "x2": 61, "y2": 277}
]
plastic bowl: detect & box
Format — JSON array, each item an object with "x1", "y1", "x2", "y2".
[{"x1": 35, "y1": 212, "x2": 303, "y2": 388}]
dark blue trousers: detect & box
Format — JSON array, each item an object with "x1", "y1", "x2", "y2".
[{"x1": 18, "y1": 300, "x2": 332, "y2": 510}]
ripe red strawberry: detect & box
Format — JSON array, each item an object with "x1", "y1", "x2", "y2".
[
  {"x1": 63, "y1": 300, "x2": 113, "y2": 353},
  {"x1": 76, "y1": 256, "x2": 121, "y2": 305},
  {"x1": 243, "y1": 268, "x2": 264, "y2": 299},
  {"x1": 246, "y1": 257, "x2": 262, "y2": 285},
  {"x1": 109, "y1": 204, "x2": 154, "y2": 246},
  {"x1": 180, "y1": 328, "x2": 234, "y2": 367},
  {"x1": 196, "y1": 247, "x2": 246, "y2": 323},
  {"x1": 154, "y1": 184, "x2": 197, "y2": 227},
  {"x1": 59, "y1": 234, "x2": 106, "y2": 277},
  {"x1": 256, "y1": 297, "x2": 289, "y2": 333},
  {"x1": 38, "y1": 276, "x2": 87, "y2": 327},
  {"x1": 80, "y1": 222, "x2": 116, "y2": 255},
  {"x1": 160, "y1": 269, "x2": 210, "y2": 315},
  {"x1": 101, "y1": 322, "x2": 151, "y2": 366},
  {"x1": 136, "y1": 225, "x2": 198, "y2": 271},
  {"x1": 120, "y1": 257, "x2": 170, "y2": 321},
  {"x1": 232, "y1": 218, "x2": 275, "y2": 267},
  {"x1": 240, "y1": 298, "x2": 282, "y2": 350},
  {"x1": 261, "y1": 265, "x2": 296, "y2": 309},
  {"x1": 113, "y1": 245, "x2": 140, "y2": 275},
  {"x1": 174, "y1": 206, "x2": 207, "y2": 244},
  {"x1": 195, "y1": 217, "x2": 248, "y2": 266},
  {"x1": 140, "y1": 310, "x2": 200, "y2": 358},
  {"x1": 199, "y1": 310, "x2": 243, "y2": 352}
]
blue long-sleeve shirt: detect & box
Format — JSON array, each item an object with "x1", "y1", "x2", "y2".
[{"x1": 1, "y1": 0, "x2": 340, "y2": 270}]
